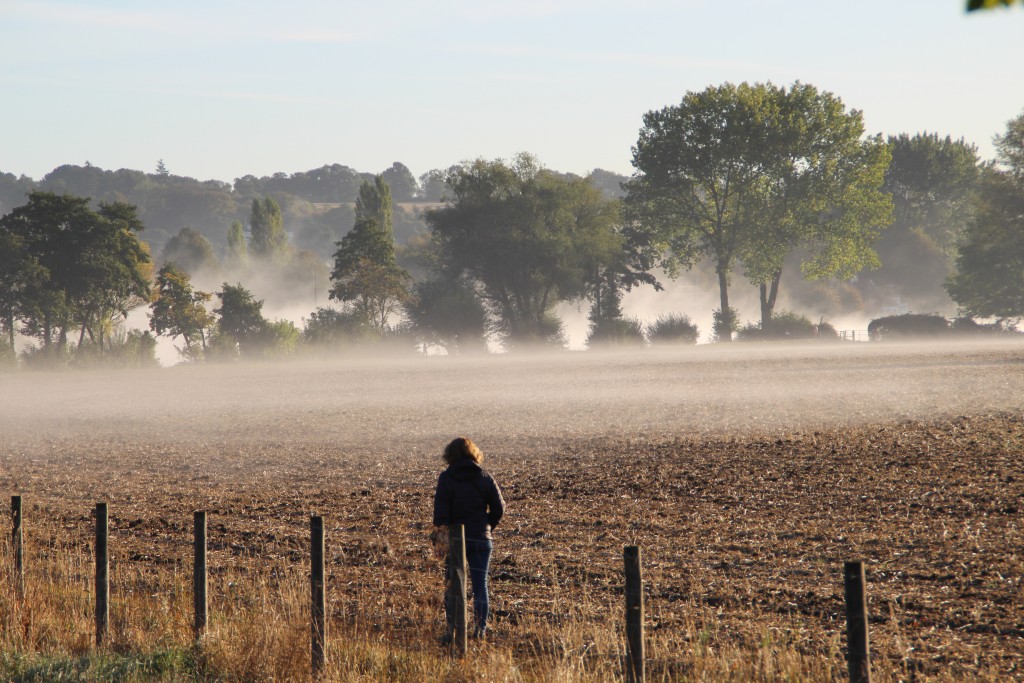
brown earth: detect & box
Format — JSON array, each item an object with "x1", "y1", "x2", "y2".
[
  {"x1": 1, "y1": 342, "x2": 1022, "y2": 679},
  {"x1": 2, "y1": 412, "x2": 1022, "y2": 680}
]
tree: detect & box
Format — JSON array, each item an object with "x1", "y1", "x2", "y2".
[
  {"x1": 83, "y1": 201, "x2": 154, "y2": 351},
  {"x1": 628, "y1": 82, "x2": 892, "y2": 335},
  {"x1": 404, "y1": 277, "x2": 489, "y2": 354},
  {"x1": 329, "y1": 176, "x2": 411, "y2": 332},
  {"x1": 249, "y1": 196, "x2": 288, "y2": 259},
  {"x1": 946, "y1": 112, "x2": 1024, "y2": 320},
  {"x1": 0, "y1": 231, "x2": 44, "y2": 348},
  {"x1": 873, "y1": 133, "x2": 980, "y2": 308},
  {"x1": 381, "y1": 162, "x2": 419, "y2": 202},
  {"x1": 213, "y1": 283, "x2": 267, "y2": 357},
  {"x1": 0, "y1": 192, "x2": 151, "y2": 355},
  {"x1": 225, "y1": 220, "x2": 248, "y2": 270},
  {"x1": 160, "y1": 227, "x2": 219, "y2": 274},
  {"x1": 426, "y1": 154, "x2": 630, "y2": 348},
  {"x1": 149, "y1": 263, "x2": 214, "y2": 360},
  {"x1": 968, "y1": 0, "x2": 1020, "y2": 10}
]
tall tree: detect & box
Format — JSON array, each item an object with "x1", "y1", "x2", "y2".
[
  {"x1": 226, "y1": 220, "x2": 248, "y2": 268},
  {"x1": 738, "y1": 84, "x2": 892, "y2": 327},
  {"x1": 213, "y1": 283, "x2": 267, "y2": 357},
  {"x1": 628, "y1": 82, "x2": 892, "y2": 335},
  {"x1": 160, "y1": 227, "x2": 219, "y2": 275},
  {"x1": 329, "y1": 176, "x2": 411, "y2": 332},
  {"x1": 0, "y1": 192, "x2": 151, "y2": 354},
  {"x1": 404, "y1": 277, "x2": 489, "y2": 354},
  {"x1": 381, "y1": 162, "x2": 419, "y2": 202},
  {"x1": 946, "y1": 111, "x2": 1024, "y2": 320},
  {"x1": 426, "y1": 154, "x2": 629, "y2": 348},
  {"x1": 249, "y1": 196, "x2": 287, "y2": 259},
  {"x1": 149, "y1": 263, "x2": 214, "y2": 359},
  {"x1": 872, "y1": 133, "x2": 980, "y2": 308}
]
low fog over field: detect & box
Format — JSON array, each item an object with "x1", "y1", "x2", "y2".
[{"x1": 2, "y1": 340, "x2": 1021, "y2": 461}]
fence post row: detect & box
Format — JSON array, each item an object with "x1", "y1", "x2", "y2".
[
  {"x1": 194, "y1": 511, "x2": 208, "y2": 642},
  {"x1": 95, "y1": 502, "x2": 109, "y2": 647},
  {"x1": 448, "y1": 524, "x2": 468, "y2": 656},
  {"x1": 11, "y1": 495, "x2": 23, "y2": 599},
  {"x1": 844, "y1": 560, "x2": 871, "y2": 683},
  {"x1": 624, "y1": 545, "x2": 645, "y2": 683},
  {"x1": 4, "y1": 498, "x2": 878, "y2": 681},
  {"x1": 310, "y1": 515, "x2": 326, "y2": 678}
]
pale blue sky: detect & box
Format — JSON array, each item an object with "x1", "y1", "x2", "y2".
[{"x1": 1, "y1": 0, "x2": 1021, "y2": 183}]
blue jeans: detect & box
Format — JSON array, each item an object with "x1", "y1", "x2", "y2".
[{"x1": 446, "y1": 538, "x2": 492, "y2": 635}]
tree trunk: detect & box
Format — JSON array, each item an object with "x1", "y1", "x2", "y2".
[
  {"x1": 759, "y1": 270, "x2": 783, "y2": 329},
  {"x1": 717, "y1": 266, "x2": 732, "y2": 342}
]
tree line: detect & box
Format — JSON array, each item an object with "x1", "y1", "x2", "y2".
[{"x1": 1, "y1": 81, "x2": 1021, "y2": 368}]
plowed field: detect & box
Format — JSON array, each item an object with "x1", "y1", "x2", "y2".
[{"x1": 1, "y1": 340, "x2": 1022, "y2": 680}]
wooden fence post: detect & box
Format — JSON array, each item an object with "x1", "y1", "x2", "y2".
[
  {"x1": 311, "y1": 515, "x2": 326, "y2": 678},
  {"x1": 624, "y1": 545, "x2": 645, "y2": 683},
  {"x1": 448, "y1": 524, "x2": 467, "y2": 656},
  {"x1": 95, "y1": 502, "x2": 109, "y2": 647},
  {"x1": 844, "y1": 560, "x2": 871, "y2": 683},
  {"x1": 193, "y1": 511, "x2": 207, "y2": 642},
  {"x1": 11, "y1": 495, "x2": 23, "y2": 599}
]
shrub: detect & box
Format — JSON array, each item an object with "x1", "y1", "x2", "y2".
[
  {"x1": 647, "y1": 314, "x2": 699, "y2": 346},
  {"x1": 737, "y1": 311, "x2": 817, "y2": 341},
  {"x1": 816, "y1": 321, "x2": 840, "y2": 340},
  {"x1": 712, "y1": 307, "x2": 739, "y2": 342},
  {"x1": 868, "y1": 313, "x2": 949, "y2": 341},
  {"x1": 301, "y1": 308, "x2": 378, "y2": 351},
  {"x1": 261, "y1": 319, "x2": 300, "y2": 359},
  {"x1": 587, "y1": 317, "x2": 646, "y2": 348},
  {"x1": 0, "y1": 339, "x2": 16, "y2": 371},
  {"x1": 950, "y1": 317, "x2": 1021, "y2": 336},
  {"x1": 109, "y1": 329, "x2": 159, "y2": 368},
  {"x1": 19, "y1": 344, "x2": 71, "y2": 370}
]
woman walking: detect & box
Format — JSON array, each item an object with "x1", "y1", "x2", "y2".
[{"x1": 433, "y1": 437, "x2": 505, "y2": 642}]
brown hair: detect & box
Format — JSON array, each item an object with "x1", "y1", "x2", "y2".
[{"x1": 443, "y1": 437, "x2": 484, "y2": 465}]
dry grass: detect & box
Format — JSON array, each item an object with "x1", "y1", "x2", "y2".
[{"x1": 1, "y1": 410, "x2": 1022, "y2": 681}]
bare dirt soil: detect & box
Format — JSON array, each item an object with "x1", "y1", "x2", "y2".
[{"x1": 1, "y1": 340, "x2": 1022, "y2": 680}]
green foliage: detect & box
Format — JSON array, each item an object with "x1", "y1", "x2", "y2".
[
  {"x1": 381, "y1": 162, "x2": 419, "y2": 202},
  {"x1": 1, "y1": 647, "x2": 195, "y2": 682},
  {"x1": 647, "y1": 314, "x2": 699, "y2": 346},
  {"x1": 72, "y1": 328, "x2": 158, "y2": 368},
  {"x1": 737, "y1": 311, "x2": 817, "y2": 341},
  {"x1": 871, "y1": 133, "x2": 981, "y2": 308},
  {"x1": 817, "y1": 321, "x2": 840, "y2": 339},
  {"x1": 0, "y1": 191, "x2": 151, "y2": 355},
  {"x1": 0, "y1": 338, "x2": 16, "y2": 370},
  {"x1": 160, "y1": 227, "x2": 218, "y2": 275},
  {"x1": 330, "y1": 176, "x2": 411, "y2": 331},
  {"x1": 249, "y1": 196, "x2": 288, "y2": 259},
  {"x1": 225, "y1": 220, "x2": 247, "y2": 270},
  {"x1": 967, "y1": 0, "x2": 1019, "y2": 10},
  {"x1": 951, "y1": 316, "x2": 1020, "y2": 335},
  {"x1": 629, "y1": 81, "x2": 892, "y2": 331},
  {"x1": 868, "y1": 313, "x2": 950, "y2": 340},
  {"x1": 301, "y1": 307, "x2": 378, "y2": 349},
  {"x1": 426, "y1": 154, "x2": 626, "y2": 349},
  {"x1": 149, "y1": 263, "x2": 214, "y2": 360},
  {"x1": 262, "y1": 319, "x2": 300, "y2": 358},
  {"x1": 946, "y1": 112, "x2": 1024, "y2": 320},
  {"x1": 586, "y1": 316, "x2": 646, "y2": 348},
  {"x1": 404, "y1": 277, "x2": 489, "y2": 354},
  {"x1": 712, "y1": 307, "x2": 739, "y2": 343},
  {"x1": 213, "y1": 282, "x2": 267, "y2": 358}
]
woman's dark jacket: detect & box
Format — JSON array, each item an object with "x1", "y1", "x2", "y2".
[{"x1": 433, "y1": 459, "x2": 505, "y2": 540}]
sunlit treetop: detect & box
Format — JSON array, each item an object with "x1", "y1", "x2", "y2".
[{"x1": 967, "y1": 0, "x2": 1020, "y2": 11}]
